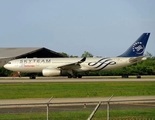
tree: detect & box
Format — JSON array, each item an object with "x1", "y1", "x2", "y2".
[
  {"x1": 60, "y1": 52, "x2": 69, "y2": 57},
  {"x1": 145, "y1": 51, "x2": 153, "y2": 58},
  {"x1": 0, "y1": 67, "x2": 12, "y2": 76},
  {"x1": 60, "y1": 52, "x2": 78, "y2": 58},
  {"x1": 81, "y1": 51, "x2": 93, "y2": 58},
  {"x1": 69, "y1": 55, "x2": 78, "y2": 58}
]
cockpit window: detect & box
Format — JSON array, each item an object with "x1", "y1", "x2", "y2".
[{"x1": 7, "y1": 62, "x2": 11, "y2": 64}]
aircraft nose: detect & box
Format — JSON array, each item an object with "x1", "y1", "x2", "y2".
[
  {"x1": 4, "y1": 63, "x2": 12, "y2": 70},
  {"x1": 4, "y1": 64, "x2": 9, "y2": 69}
]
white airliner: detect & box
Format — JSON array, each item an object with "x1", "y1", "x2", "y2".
[{"x1": 4, "y1": 33, "x2": 150, "y2": 78}]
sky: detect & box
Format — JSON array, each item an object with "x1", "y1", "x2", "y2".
[{"x1": 0, "y1": 0, "x2": 155, "y2": 57}]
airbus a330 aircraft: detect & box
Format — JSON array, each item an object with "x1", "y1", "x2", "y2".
[{"x1": 4, "y1": 33, "x2": 150, "y2": 78}]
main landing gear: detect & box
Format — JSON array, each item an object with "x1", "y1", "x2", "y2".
[
  {"x1": 67, "y1": 69, "x2": 82, "y2": 78},
  {"x1": 68, "y1": 74, "x2": 82, "y2": 78},
  {"x1": 29, "y1": 75, "x2": 36, "y2": 79}
]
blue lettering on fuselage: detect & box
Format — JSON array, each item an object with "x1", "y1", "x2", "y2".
[
  {"x1": 88, "y1": 58, "x2": 116, "y2": 70},
  {"x1": 20, "y1": 59, "x2": 51, "y2": 64}
]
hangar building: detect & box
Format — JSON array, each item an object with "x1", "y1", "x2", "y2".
[{"x1": 0, "y1": 47, "x2": 64, "y2": 67}]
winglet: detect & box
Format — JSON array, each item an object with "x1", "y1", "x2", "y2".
[
  {"x1": 118, "y1": 33, "x2": 150, "y2": 57},
  {"x1": 77, "y1": 57, "x2": 86, "y2": 64},
  {"x1": 81, "y1": 57, "x2": 86, "y2": 62}
]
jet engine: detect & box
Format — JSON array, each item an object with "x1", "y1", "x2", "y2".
[{"x1": 42, "y1": 68, "x2": 61, "y2": 76}]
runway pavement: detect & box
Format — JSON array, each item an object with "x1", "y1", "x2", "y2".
[
  {"x1": 0, "y1": 76, "x2": 155, "y2": 83},
  {"x1": 1, "y1": 96, "x2": 155, "y2": 106}
]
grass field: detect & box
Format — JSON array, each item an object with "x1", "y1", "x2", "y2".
[
  {"x1": 0, "y1": 81, "x2": 155, "y2": 99},
  {"x1": 1, "y1": 108, "x2": 155, "y2": 120}
]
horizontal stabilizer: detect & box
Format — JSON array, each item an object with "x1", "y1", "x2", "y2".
[{"x1": 129, "y1": 56, "x2": 146, "y2": 63}]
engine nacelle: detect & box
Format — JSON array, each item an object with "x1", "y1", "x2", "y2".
[{"x1": 42, "y1": 68, "x2": 61, "y2": 76}]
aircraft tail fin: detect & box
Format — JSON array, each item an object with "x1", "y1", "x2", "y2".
[{"x1": 118, "y1": 33, "x2": 150, "y2": 57}]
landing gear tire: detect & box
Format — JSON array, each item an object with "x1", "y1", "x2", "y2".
[
  {"x1": 68, "y1": 74, "x2": 72, "y2": 78},
  {"x1": 77, "y1": 75, "x2": 82, "y2": 78},
  {"x1": 67, "y1": 74, "x2": 82, "y2": 78},
  {"x1": 29, "y1": 76, "x2": 36, "y2": 79}
]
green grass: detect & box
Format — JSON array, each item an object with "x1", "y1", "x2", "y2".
[
  {"x1": 1, "y1": 108, "x2": 155, "y2": 120},
  {"x1": 93, "y1": 108, "x2": 155, "y2": 119},
  {"x1": 0, "y1": 111, "x2": 91, "y2": 120},
  {"x1": 0, "y1": 81, "x2": 155, "y2": 99}
]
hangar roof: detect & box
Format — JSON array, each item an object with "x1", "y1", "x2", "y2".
[{"x1": 0, "y1": 47, "x2": 64, "y2": 58}]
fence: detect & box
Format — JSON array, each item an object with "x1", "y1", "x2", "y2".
[{"x1": 0, "y1": 96, "x2": 155, "y2": 120}]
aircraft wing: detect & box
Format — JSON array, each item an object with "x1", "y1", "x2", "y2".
[
  {"x1": 129, "y1": 56, "x2": 145, "y2": 63},
  {"x1": 57, "y1": 57, "x2": 86, "y2": 70}
]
